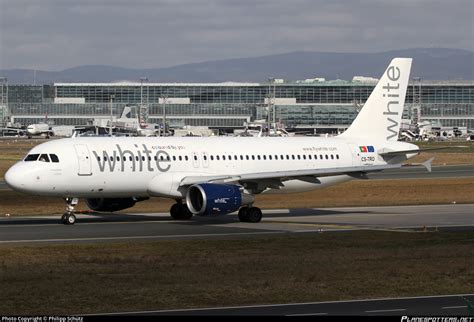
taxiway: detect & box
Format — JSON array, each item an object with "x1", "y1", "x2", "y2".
[{"x1": 0, "y1": 204, "x2": 473, "y2": 244}]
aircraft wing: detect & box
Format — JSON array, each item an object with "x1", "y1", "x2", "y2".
[{"x1": 179, "y1": 164, "x2": 402, "y2": 188}]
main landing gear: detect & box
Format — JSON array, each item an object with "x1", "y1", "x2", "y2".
[
  {"x1": 62, "y1": 197, "x2": 78, "y2": 225},
  {"x1": 170, "y1": 201, "x2": 193, "y2": 220},
  {"x1": 238, "y1": 206, "x2": 263, "y2": 223}
]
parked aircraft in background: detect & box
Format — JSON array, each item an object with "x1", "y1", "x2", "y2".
[
  {"x1": 6, "y1": 58, "x2": 431, "y2": 225},
  {"x1": 26, "y1": 123, "x2": 54, "y2": 138}
]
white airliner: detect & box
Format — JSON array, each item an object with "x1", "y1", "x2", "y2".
[
  {"x1": 5, "y1": 58, "x2": 425, "y2": 225},
  {"x1": 26, "y1": 123, "x2": 54, "y2": 138}
]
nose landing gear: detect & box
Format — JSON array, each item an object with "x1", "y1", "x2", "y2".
[{"x1": 62, "y1": 197, "x2": 79, "y2": 225}]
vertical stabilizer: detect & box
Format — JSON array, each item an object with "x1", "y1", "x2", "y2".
[
  {"x1": 340, "y1": 58, "x2": 412, "y2": 141},
  {"x1": 120, "y1": 106, "x2": 132, "y2": 119}
]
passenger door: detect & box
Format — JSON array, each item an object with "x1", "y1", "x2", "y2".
[{"x1": 74, "y1": 144, "x2": 92, "y2": 176}]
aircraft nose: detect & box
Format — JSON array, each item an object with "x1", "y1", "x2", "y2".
[{"x1": 5, "y1": 164, "x2": 25, "y2": 191}]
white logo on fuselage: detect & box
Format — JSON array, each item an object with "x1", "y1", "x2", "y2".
[{"x1": 92, "y1": 144, "x2": 171, "y2": 172}]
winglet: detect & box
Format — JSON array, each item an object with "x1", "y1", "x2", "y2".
[{"x1": 422, "y1": 157, "x2": 435, "y2": 173}]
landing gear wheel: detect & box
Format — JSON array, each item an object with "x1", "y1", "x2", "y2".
[
  {"x1": 170, "y1": 203, "x2": 181, "y2": 220},
  {"x1": 179, "y1": 205, "x2": 193, "y2": 220},
  {"x1": 170, "y1": 203, "x2": 193, "y2": 220},
  {"x1": 64, "y1": 213, "x2": 76, "y2": 225},
  {"x1": 238, "y1": 207, "x2": 249, "y2": 222},
  {"x1": 246, "y1": 207, "x2": 262, "y2": 223},
  {"x1": 62, "y1": 197, "x2": 79, "y2": 225}
]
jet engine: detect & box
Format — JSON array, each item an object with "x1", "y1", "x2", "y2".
[
  {"x1": 186, "y1": 183, "x2": 253, "y2": 216},
  {"x1": 86, "y1": 197, "x2": 147, "y2": 212}
]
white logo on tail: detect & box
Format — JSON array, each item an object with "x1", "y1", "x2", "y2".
[{"x1": 382, "y1": 66, "x2": 401, "y2": 140}]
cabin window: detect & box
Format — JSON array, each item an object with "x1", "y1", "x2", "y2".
[
  {"x1": 234, "y1": 155, "x2": 237, "y2": 160},
  {"x1": 135, "y1": 156, "x2": 139, "y2": 161},
  {"x1": 203, "y1": 155, "x2": 207, "y2": 161},
  {"x1": 39, "y1": 154, "x2": 50, "y2": 162},
  {"x1": 173, "y1": 156, "x2": 177, "y2": 161},
  {"x1": 166, "y1": 156, "x2": 170, "y2": 161},
  {"x1": 185, "y1": 156, "x2": 189, "y2": 161},
  {"x1": 252, "y1": 155, "x2": 255, "y2": 160},
  {"x1": 263, "y1": 155, "x2": 266, "y2": 160},
  {"x1": 179, "y1": 156, "x2": 183, "y2": 161},
  {"x1": 336, "y1": 155, "x2": 340, "y2": 160},
  {"x1": 210, "y1": 155, "x2": 214, "y2": 161},
  {"x1": 24, "y1": 154, "x2": 40, "y2": 161},
  {"x1": 303, "y1": 155, "x2": 306, "y2": 160},
  {"x1": 194, "y1": 155, "x2": 198, "y2": 161},
  {"x1": 269, "y1": 155, "x2": 272, "y2": 160},
  {"x1": 257, "y1": 155, "x2": 261, "y2": 160},
  {"x1": 325, "y1": 155, "x2": 329, "y2": 159},
  {"x1": 216, "y1": 155, "x2": 220, "y2": 161},
  {"x1": 320, "y1": 154, "x2": 323, "y2": 159},
  {"x1": 246, "y1": 155, "x2": 249, "y2": 160},
  {"x1": 308, "y1": 155, "x2": 312, "y2": 160},
  {"x1": 331, "y1": 155, "x2": 334, "y2": 160},
  {"x1": 314, "y1": 154, "x2": 318, "y2": 159},
  {"x1": 160, "y1": 155, "x2": 164, "y2": 161},
  {"x1": 96, "y1": 156, "x2": 101, "y2": 162},
  {"x1": 240, "y1": 155, "x2": 243, "y2": 160},
  {"x1": 286, "y1": 155, "x2": 290, "y2": 160},
  {"x1": 297, "y1": 155, "x2": 301, "y2": 160},
  {"x1": 291, "y1": 155, "x2": 295, "y2": 160},
  {"x1": 142, "y1": 156, "x2": 146, "y2": 161}
]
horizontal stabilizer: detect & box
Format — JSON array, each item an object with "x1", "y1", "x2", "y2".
[
  {"x1": 379, "y1": 146, "x2": 467, "y2": 156},
  {"x1": 403, "y1": 157, "x2": 435, "y2": 172}
]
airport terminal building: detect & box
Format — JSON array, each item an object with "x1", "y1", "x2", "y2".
[{"x1": 1, "y1": 79, "x2": 473, "y2": 132}]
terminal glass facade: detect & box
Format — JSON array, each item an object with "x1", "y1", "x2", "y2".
[{"x1": 4, "y1": 81, "x2": 474, "y2": 130}]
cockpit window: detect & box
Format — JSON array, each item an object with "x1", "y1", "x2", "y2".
[
  {"x1": 50, "y1": 154, "x2": 59, "y2": 163},
  {"x1": 38, "y1": 154, "x2": 50, "y2": 162},
  {"x1": 24, "y1": 154, "x2": 40, "y2": 161}
]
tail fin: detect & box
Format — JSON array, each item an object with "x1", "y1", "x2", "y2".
[
  {"x1": 120, "y1": 106, "x2": 132, "y2": 119},
  {"x1": 340, "y1": 58, "x2": 412, "y2": 141}
]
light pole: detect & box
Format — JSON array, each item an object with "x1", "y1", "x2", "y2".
[
  {"x1": 109, "y1": 94, "x2": 115, "y2": 136},
  {"x1": 139, "y1": 77, "x2": 148, "y2": 126},
  {"x1": 267, "y1": 77, "x2": 275, "y2": 135},
  {"x1": 0, "y1": 77, "x2": 7, "y2": 125},
  {"x1": 412, "y1": 77, "x2": 421, "y2": 125},
  {"x1": 160, "y1": 94, "x2": 168, "y2": 136}
]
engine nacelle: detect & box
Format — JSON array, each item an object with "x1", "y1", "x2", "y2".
[
  {"x1": 186, "y1": 183, "x2": 245, "y2": 216},
  {"x1": 86, "y1": 197, "x2": 145, "y2": 212}
]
